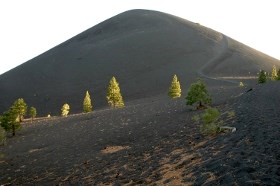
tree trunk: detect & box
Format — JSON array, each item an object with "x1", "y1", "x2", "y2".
[
  {"x1": 20, "y1": 115, "x2": 24, "y2": 122},
  {"x1": 12, "y1": 124, "x2": 15, "y2": 136}
]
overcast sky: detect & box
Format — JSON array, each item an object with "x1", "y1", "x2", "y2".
[{"x1": 0, "y1": 0, "x2": 279, "y2": 74}]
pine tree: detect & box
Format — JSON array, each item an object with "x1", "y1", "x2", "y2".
[
  {"x1": 107, "y1": 76, "x2": 124, "y2": 108},
  {"x1": 277, "y1": 69, "x2": 280, "y2": 80},
  {"x1": 83, "y1": 91, "x2": 93, "y2": 113},
  {"x1": 271, "y1": 65, "x2": 278, "y2": 80},
  {"x1": 0, "y1": 108, "x2": 21, "y2": 136},
  {"x1": 61, "y1": 103, "x2": 70, "y2": 117},
  {"x1": 258, "y1": 70, "x2": 267, "y2": 83},
  {"x1": 29, "y1": 107, "x2": 37, "y2": 121},
  {"x1": 11, "y1": 98, "x2": 27, "y2": 122},
  {"x1": 186, "y1": 79, "x2": 212, "y2": 109},
  {"x1": 168, "y1": 74, "x2": 181, "y2": 98},
  {"x1": 0, "y1": 98, "x2": 27, "y2": 136}
]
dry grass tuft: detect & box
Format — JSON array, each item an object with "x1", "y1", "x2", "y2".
[{"x1": 101, "y1": 146, "x2": 130, "y2": 154}]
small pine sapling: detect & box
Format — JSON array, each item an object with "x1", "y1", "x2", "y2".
[
  {"x1": 61, "y1": 103, "x2": 70, "y2": 117},
  {"x1": 83, "y1": 91, "x2": 93, "y2": 113},
  {"x1": 168, "y1": 74, "x2": 181, "y2": 98},
  {"x1": 29, "y1": 107, "x2": 37, "y2": 122}
]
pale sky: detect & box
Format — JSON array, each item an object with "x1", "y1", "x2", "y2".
[{"x1": 0, "y1": 0, "x2": 279, "y2": 74}]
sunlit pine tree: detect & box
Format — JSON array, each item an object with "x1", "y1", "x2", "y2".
[
  {"x1": 106, "y1": 76, "x2": 124, "y2": 108},
  {"x1": 168, "y1": 74, "x2": 181, "y2": 98},
  {"x1": 271, "y1": 65, "x2": 278, "y2": 80},
  {"x1": 83, "y1": 91, "x2": 93, "y2": 113}
]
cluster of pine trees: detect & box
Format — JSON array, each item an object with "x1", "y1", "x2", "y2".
[
  {"x1": 168, "y1": 74, "x2": 212, "y2": 109},
  {"x1": 2, "y1": 64, "x2": 279, "y2": 141},
  {"x1": 0, "y1": 74, "x2": 211, "y2": 138},
  {"x1": 63, "y1": 76, "x2": 125, "y2": 116},
  {"x1": 0, "y1": 98, "x2": 35, "y2": 136},
  {"x1": 0, "y1": 76, "x2": 125, "y2": 137},
  {"x1": 258, "y1": 65, "x2": 280, "y2": 83}
]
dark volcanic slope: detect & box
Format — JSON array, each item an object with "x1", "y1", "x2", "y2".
[
  {"x1": 1, "y1": 82, "x2": 280, "y2": 185},
  {"x1": 0, "y1": 9, "x2": 279, "y2": 115}
]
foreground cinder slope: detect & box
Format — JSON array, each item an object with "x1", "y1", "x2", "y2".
[
  {"x1": 0, "y1": 9, "x2": 279, "y2": 115},
  {"x1": 1, "y1": 82, "x2": 280, "y2": 185}
]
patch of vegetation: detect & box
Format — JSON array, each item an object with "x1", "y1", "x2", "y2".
[
  {"x1": 61, "y1": 103, "x2": 70, "y2": 117},
  {"x1": 277, "y1": 69, "x2": 280, "y2": 80},
  {"x1": 200, "y1": 108, "x2": 223, "y2": 135},
  {"x1": 29, "y1": 106, "x2": 37, "y2": 121},
  {"x1": 83, "y1": 91, "x2": 93, "y2": 113},
  {"x1": 11, "y1": 98, "x2": 28, "y2": 122},
  {"x1": 186, "y1": 79, "x2": 211, "y2": 109},
  {"x1": 0, "y1": 98, "x2": 28, "y2": 136},
  {"x1": 168, "y1": 74, "x2": 181, "y2": 98},
  {"x1": 227, "y1": 111, "x2": 236, "y2": 118},
  {"x1": 271, "y1": 65, "x2": 278, "y2": 80},
  {"x1": 192, "y1": 115, "x2": 200, "y2": 123},
  {"x1": 0, "y1": 108, "x2": 21, "y2": 136},
  {"x1": 239, "y1": 82, "x2": 244, "y2": 87},
  {"x1": 107, "y1": 76, "x2": 124, "y2": 108},
  {"x1": 258, "y1": 70, "x2": 267, "y2": 84},
  {"x1": 193, "y1": 108, "x2": 236, "y2": 136}
]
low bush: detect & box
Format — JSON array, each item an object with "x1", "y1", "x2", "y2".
[
  {"x1": 200, "y1": 108, "x2": 223, "y2": 135},
  {"x1": 193, "y1": 107, "x2": 236, "y2": 136}
]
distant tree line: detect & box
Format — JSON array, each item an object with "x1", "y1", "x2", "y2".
[
  {"x1": 2, "y1": 64, "x2": 278, "y2": 140},
  {"x1": 0, "y1": 76, "x2": 125, "y2": 138}
]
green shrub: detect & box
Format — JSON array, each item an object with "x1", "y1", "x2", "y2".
[
  {"x1": 193, "y1": 108, "x2": 237, "y2": 136},
  {"x1": 192, "y1": 107, "x2": 222, "y2": 135},
  {"x1": 200, "y1": 108, "x2": 223, "y2": 135},
  {"x1": 239, "y1": 82, "x2": 244, "y2": 87}
]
